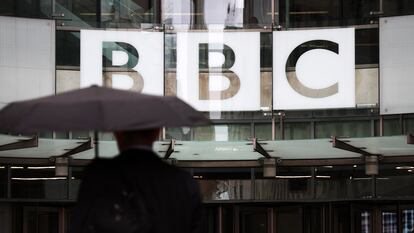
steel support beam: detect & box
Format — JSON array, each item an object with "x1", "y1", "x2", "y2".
[
  {"x1": 161, "y1": 139, "x2": 175, "y2": 159},
  {"x1": 252, "y1": 138, "x2": 272, "y2": 158},
  {"x1": 0, "y1": 136, "x2": 38, "y2": 151},
  {"x1": 331, "y1": 136, "x2": 373, "y2": 156},
  {"x1": 59, "y1": 138, "x2": 93, "y2": 158},
  {"x1": 407, "y1": 134, "x2": 414, "y2": 145}
]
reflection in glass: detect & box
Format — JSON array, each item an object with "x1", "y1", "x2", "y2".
[
  {"x1": 361, "y1": 211, "x2": 371, "y2": 233},
  {"x1": 254, "y1": 124, "x2": 272, "y2": 140},
  {"x1": 284, "y1": 122, "x2": 310, "y2": 140},
  {"x1": 193, "y1": 124, "x2": 251, "y2": 141},
  {"x1": 198, "y1": 179, "x2": 251, "y2": 200},
  {"x1": 315, "y1": 121, "x2": 371, "y2": 138},
  {"x1": 382, "y1": 212, "x2": 397, "y2": 233},
  {"x1": 162, "y1": 0, "x2": 194, "y2": 28},
  {"x1": 11, "y1": 167, "x2": 67, "y2": 199},
  {"x1": 101, "y1": 0, "x2": 158, "y2": 28},
  {"x1": 55, "y1": 0, "x2": 98, "y2": 27},
  {"x1": 402, "y1": 210, "x2": 414, "y2": 233}
]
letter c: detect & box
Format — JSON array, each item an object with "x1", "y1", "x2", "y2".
[{"x1": 286, "y1": 40, "x2": 339, "y2": 98}]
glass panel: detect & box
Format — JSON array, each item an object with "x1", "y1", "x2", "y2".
[
  {"x1": 284, "y1": 122, "x2": 311, "y2": 140},
  {"x1": 404, "y1": 117, "x2": 414, "y2": 134},
  {"x1": 383, "y1": 119, "x2": 401, "y2": 136},
  {"x1": 276, "y1": 206, "x2": 302, "y2": 233},
  {"x1": 161, "y1": 0, "x2": 272, "y2": 29},
  {"x1": 3, "y1": 0, "x2": 53, "y2": 18},
  {"x1": 315, "y1": 165, "x2": 372, "y2": 199},
  {"x1": 165, "y1": 127, "x2": 192, "y2": 140},
  {"x1": 279, "y1": 0, "x2": 378, "y2": 28},
  {"x1": 255, "y1": 167, "x2": 312, "y2": 200},
  {"x1": 39, "y1": 132, "x2": 54, "y2": 139},
  {"x1": 55, "y1": 132, "x2": 70, "y2": 139},
  {"x1": 101, "y1": 0, "x2": 159, "y2": 28},
  {"x1": 315, "y1": 121, "x2": 371, "y2": 138},
  {"x1": 360, "y1": 211, "x2": 372, "y2": 233},
  {"x1": 383, "y1": 0, "x2": 414, "y2": 17},
  {"x1": 98, "y1": 132, "x2": 115, "y2": 140},
  {"x1": 0, "y1": 0, "x2": 14, "y2": 16},
  {"x1": 55, "y1": 0, "x2": 97, "y2": 27},
  {"x1": 11, "y1": 167, "x2": 67, "y2": 199},
  {"x1": 376, "y1": 164, "x2": 414, "y2": 198},
  {"x1": 382, "y1": 212, "x2": 397, "y2": 233},
  {"x1": 402, "y1": 209, "x2": 414, "y2": 233},
  {"x1": 202, "y1": 206, "x2": 218, "y2": 233},
  {"x1": 332, "y1": 205, "x2": 351, "y2": 233},
  {"x1": 24, "y1": 207, "x2": 59, "y2": 233},
  {"x1": 193, "y1": 124, "x2": 251, "y2": 141},
  {"x1": 303, "y1": 206, "x2": 324, "y2": 233},
  {"x1": 194, "y1": 168, "x2": 251, "y2": 201},
  {"x1": 0, "y1": 166, "x2": 7, "y2": 198},
  {"x1": 254, "y1": 123, "x2": 272, "y2": 140},
  {"x1": 69, "y1": 167, "x2": 85, "y2": 200},
  {"x1": 355, "y1": 28, "x2": 379, "y2": 65},
  {"x1": 56, "y1": 31, "x2": 80, "y2": 67},
  {"x1": 72, "y1": 131, "x2": 90, "y2": 139},
  {"x1": 240, "y1": 209, "x2": 267, "y2": 233}
]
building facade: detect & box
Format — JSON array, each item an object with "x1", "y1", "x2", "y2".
[{"x1": 1, "y1": 0, "x2": 414, "y2": 233}]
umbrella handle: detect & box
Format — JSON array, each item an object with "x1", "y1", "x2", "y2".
[{"x1": 94, "y1": 131, "x2": 99, "y2": 159}]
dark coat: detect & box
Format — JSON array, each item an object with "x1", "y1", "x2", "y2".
[{"x1": 70, "y1": 148, "x2": 202, "y2": 233}]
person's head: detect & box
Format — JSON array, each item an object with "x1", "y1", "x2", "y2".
[{"x1": 114, "y1": 128, "x2": 161, "y2": 151}]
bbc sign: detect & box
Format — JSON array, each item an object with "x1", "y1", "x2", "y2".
[{"x1": 81, "y1": 28, "x2": 355, "y2": 111}]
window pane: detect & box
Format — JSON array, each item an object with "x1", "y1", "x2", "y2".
[
  {"x1": 383, "y1": 0, "x2": 414, "y2": 17},
  {"x1": 315, "y1": 121, "x2": 371, "y2": 138},
  {"x1": 376, "y1": 164, "x2": 414, "y2": 198},
  {"x1": 383, "y1": 119, "x2": 401, "y2": 136},
  {"x1": 255, "y1": 167, "x2": 312, "y2": 200},
  {"x1": 284, "y1": 122, "x2": 310, "y2": 140},
  {"x1": 55, "y1": 0, "x2": 97, "y2": 27},
  {"x1": 11, "y1": 167, "x2": 67, "y2": 199},
  {"x1": 402, "y1": 209, "x2": 414, "y2": 233},
  {"x1": 382, "y1": 212, "x2": 397, "y2": 233},
  {"x1": 194, "y1": 168, "x2": 251, "y2": 201},
  {"x1": 316, "y1": 165, "x2": 373, "y2": 199},
  {"x1": 101, "y1": 0, "x2": 159, "y2": 28},
  {"x1": 161, "y1": 0, "x2": 272, "y2": 28},
  {"x1": 279, "y1": 0, "x2": 378, "y2": 28},
  {"x1": 255, "y1": 124, "x2": 272, "y2": 140},
  {"x1": 56, "y1": 31, "x2": 80, "y2": 67},
  {"x1": 193, "y1": 124, "x2": 251, "y2": 141}
]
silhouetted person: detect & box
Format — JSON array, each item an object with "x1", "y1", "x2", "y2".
[{"x1": 70, "y1": 128, "x2": 202, "y2": 233}]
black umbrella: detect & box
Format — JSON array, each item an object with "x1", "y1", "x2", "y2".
[{"x1": 0, "y1": 86, "x2": 210, "y2": 156}]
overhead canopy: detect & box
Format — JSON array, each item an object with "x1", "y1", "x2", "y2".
[{"x1": 0, "y1": 134, "x2": 414, "y2": 162}]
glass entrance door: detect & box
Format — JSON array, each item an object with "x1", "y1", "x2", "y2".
[
  {"x1": 23, "y1": 206, "x2": 66, "y2": 233},
  {"x1": 239, "y1": 207, "x2": 268, "y2": 233}
]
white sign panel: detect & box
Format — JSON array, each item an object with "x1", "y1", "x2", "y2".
[
  {"x1": 0, "y1": 16, "x2": 55, "y2": 109},
  {"x1": 176, "y1": 32, "x2": 260, "y2": 111},
  {"x1": 380, "y1": 15, "x2": 414, "y2": 115},
  {"x1": 80, "y1": 30, "x2": 164, "y2": 95},
  {"x1": 273, "y1": 28, "x2": 355, "y2": 110}
]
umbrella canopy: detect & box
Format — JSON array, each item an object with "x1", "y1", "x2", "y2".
[{"x1": 0, "y1": 86, "x2": 210, "y2": 134}]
